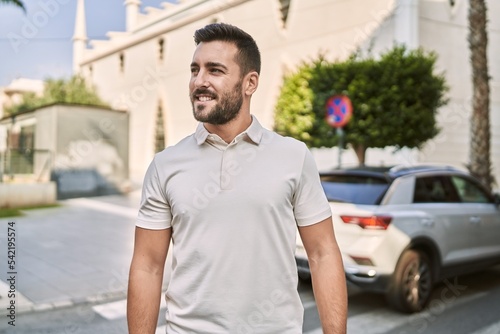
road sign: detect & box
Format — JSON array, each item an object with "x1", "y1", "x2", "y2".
[{"x1": 325, "y1": 95, "x2": 353, "y2": 128}]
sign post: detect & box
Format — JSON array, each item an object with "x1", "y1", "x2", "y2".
[{"x1": 325, "y1": 95, "x2": 353, "y2": 168}]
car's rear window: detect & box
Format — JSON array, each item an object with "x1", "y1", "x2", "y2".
[{"x1": 320, "y1": 174, "x2": 390, "y2": 205}]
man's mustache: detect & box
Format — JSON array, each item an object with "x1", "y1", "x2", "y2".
[{"x1": 191, "y1": 88, "x2": 217, "y2": 99}]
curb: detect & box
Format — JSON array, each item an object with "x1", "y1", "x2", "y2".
[
  {"x1": 0, "y1": 280, "x2": 171, "y2": 317},
  {"x1": 0, "y1": 289, "x2": 128, "y2": 317}
]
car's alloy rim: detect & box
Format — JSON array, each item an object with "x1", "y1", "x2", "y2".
[{"x1": 402, "y1": 257, "x2": 432, "y2": 309}]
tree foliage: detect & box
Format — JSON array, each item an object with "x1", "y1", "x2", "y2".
[
  {"x1": 5, "y1": 76, "x2": 109, "y2": 116},
  {"x1": 274, "y1": 45, "x2": 449, "y2": 164}
]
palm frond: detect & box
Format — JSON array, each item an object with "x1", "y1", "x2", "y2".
[{"x1": 0, "y1": 0, "x2": 26, "y2": 12}]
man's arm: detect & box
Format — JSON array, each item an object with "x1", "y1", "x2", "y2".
[
  {"x1": 127, "y1": 226, "x2": 171, "y2": 334},
  {"x1": 298, "y1": 217, "x2": 347, "y2": 334}
]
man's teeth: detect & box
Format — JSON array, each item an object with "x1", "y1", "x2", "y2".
[{"x1": 198, "y1": 96, "x2": 213, "y2": 102}]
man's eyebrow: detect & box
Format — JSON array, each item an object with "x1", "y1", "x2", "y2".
[
  {"x1": 206, "y1": 62, "x2": 228, "y2": 70},
  {"x1": 189, "y1": 61, "x2": 228, "y2": 71}
]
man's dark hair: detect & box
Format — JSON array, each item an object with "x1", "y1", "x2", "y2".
[{"x1": 194, "y1": 22, "x2": 261, "y2": 75}]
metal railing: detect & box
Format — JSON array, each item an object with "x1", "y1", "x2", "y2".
[{"x1": 0, "y1": 149, "x2": 53, "y2": 182}]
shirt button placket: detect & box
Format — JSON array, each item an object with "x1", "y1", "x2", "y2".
[{"x1": 220, "y1": 145, "x2": 236, "y2": 190}]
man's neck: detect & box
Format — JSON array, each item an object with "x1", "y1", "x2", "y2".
[{"x1": 203, "y1": 113, "x2": 252, "y2": 144}]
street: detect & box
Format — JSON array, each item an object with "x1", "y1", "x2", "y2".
[
  {"x1": 0, "y1": 267, "x2": 499, "y2": 333},
  {"x1": 0, "y1": 194, "x2": 499, "y2": 333}
]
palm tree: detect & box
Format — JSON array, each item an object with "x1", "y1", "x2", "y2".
[
  {"x1": 0, "y1": 0, "x2": 25, "y2": 11},
  {"x1": 468, "y1": 0, "x2": 494, "y2": 191}
]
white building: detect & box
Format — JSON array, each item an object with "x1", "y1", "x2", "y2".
[
  {"x1": 0, "y1": 78, "x2": 45, "y2": 118},
  {"x1": 0, "y1": 78, "x2": 45, "y2": 154},
  {"x1": 74, "y1": 0, "x2": 500, "y2": 188}
]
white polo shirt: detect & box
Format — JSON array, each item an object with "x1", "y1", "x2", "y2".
[{"x1": 137, "y1": 116, "x2": 331, "y2": 334}]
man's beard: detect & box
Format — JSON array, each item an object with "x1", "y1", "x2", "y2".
[{"x1": 191, "y1": 81, "x2": 243, "y2": 125}]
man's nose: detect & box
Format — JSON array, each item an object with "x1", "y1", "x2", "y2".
[{"x1": 193, "y1": 70, "x2": 209, "y2": 88}]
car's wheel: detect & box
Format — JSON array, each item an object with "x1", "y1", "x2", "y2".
[{"x1": 386, "y1": 249, "x2": 433, "y2": 313}]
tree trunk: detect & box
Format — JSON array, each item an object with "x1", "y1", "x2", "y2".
[
  {"x1": 352, "y1": 144, "x2": 366, "y2": 166},
  {"x1": 468, "y1": 0, "x2": 494, "y2": 191}
]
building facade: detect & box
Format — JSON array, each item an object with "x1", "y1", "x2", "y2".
[
  {"x1": 0, "y1": 78, "x2": 45, "y2": 153},
  {"x1": 74, "y1": 0, "x2": 500, "y2": 188},
  {"x1": 0, "y1": 104, "x2": 129, "y2": 197}
]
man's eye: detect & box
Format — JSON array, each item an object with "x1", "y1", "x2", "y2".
[
  {"x1": 190, "y1": 68, "x2": 199, "y2": 74},
  {"x1": 211, "y1": 68, "x2": 223, "y2": 73}
]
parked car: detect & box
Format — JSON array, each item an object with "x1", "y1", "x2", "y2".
[{"x1": 295, "y1": 164, "x2": 500, "y2": 313}]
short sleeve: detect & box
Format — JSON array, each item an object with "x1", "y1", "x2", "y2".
[
  {"x1": 293, "y1": 148, "x2": 332, "y2": 227},
  {"x1": 136, "y1": 158, "x2": 172, "y2": 230}
]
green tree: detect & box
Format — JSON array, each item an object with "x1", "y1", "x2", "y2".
[
  {"x1": 274, "y1": 46, "x2": 448, "y2": 165},
  {"x1": 468, "y1": 0, "x2": 494, "y2": 191},
  {"x1": 5, "y1": 75, "x2": 109, "y2": 115},
  {"x1": 0, "y1": 0, "x2": 25, "y2": 11}
]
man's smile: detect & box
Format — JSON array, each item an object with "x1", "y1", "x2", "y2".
[{"x1": 197, "y1": 95, "x2": 214, "y2": 102}]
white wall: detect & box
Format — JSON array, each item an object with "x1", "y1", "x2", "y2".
[{"x1": 80, "y1": 0, "x2": 500, "y2": 187}]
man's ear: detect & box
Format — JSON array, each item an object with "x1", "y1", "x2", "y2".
[{"x1": 244, "y1": 71, "x2": 259, "y2": 96}]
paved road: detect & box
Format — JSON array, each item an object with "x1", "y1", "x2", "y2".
[
  {"x1": 0, "y1": 193, "x2": 146, "y2": 315},
  {"x1": 0, "y1": 193, "x2": 499, "y2": 333},
  {"x1": 0, "y1": 271, "x2": 499, "y2": 333}
]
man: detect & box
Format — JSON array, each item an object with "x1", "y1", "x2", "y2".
[{"x1": 127, "y1": 22, "x2": 347, "y2": 334}]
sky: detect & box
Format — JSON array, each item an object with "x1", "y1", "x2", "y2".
[{"x1": 0, "y1": 0, "x2": 173, "y2": 86}]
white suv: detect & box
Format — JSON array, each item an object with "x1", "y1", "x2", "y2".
[{"x1": 295, "y1": 165, "x2": 500, "y2": 313}]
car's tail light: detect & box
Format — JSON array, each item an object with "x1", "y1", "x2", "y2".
[{"x1": 340, "y1": 215, "x2": 392, "y2": 230}]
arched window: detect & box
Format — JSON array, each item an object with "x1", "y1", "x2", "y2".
[
  {"x1": 154, "y1": 103, "x2": 165, "y2": 153},
  {"x1": 279, "y1": 0, "x2": 291, "y2": 27},
  {"x1": 119, "y1": 52, "x2": 125, "y2": 73},
  {"x1": 158, "y1": 38, "x2": 165, "y2": 63}
]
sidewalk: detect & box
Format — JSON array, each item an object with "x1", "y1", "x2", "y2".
[{"x1": 0, "y1": 191, "x2": 171, "y2": 316}]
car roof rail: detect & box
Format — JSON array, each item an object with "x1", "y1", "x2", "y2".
[{"x1": 388, "y1": 163, "x2": 465, "y2": 175}]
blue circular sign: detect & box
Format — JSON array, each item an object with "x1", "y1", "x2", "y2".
[{"x1": 325, "y1": 95, "x2": 353, "y2": 128}]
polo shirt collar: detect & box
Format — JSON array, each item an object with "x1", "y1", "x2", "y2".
[{"x1": 195, "y1": 115, "x2": 264, "y2": 146}]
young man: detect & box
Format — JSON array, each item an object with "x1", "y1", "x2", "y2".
[{"x1": 127, "y1": 23, "x2": 347, "y2": 334}]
